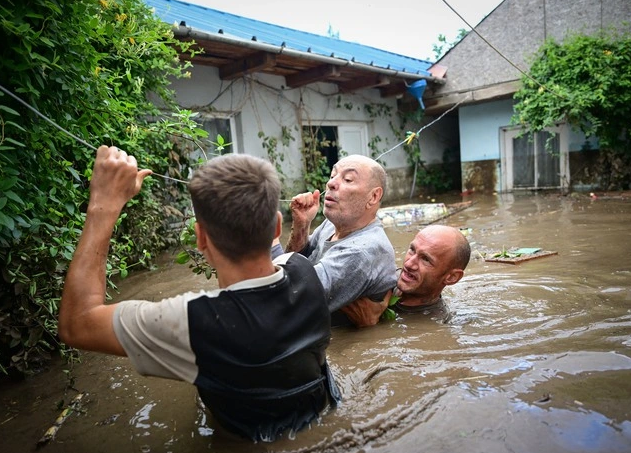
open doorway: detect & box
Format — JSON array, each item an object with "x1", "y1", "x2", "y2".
[
  {"x1": 302, "y1": 122, "x2": 369, "y2": 169},
  {"x1": 302, "y1": 125, "x2": 339, "y2": 171},
  {"x1": 301, "y1": 122, "x2": 370, "y2": 191}
]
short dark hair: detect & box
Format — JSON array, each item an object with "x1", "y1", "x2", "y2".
[{"x1": 188, "y1": 154, "x2": 280, "y2": 260}]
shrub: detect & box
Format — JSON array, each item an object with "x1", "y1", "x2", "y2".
[{"x1": 0, "y1": 0, "x2": 204, "y2": 376}]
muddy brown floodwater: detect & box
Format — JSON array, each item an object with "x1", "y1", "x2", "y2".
[{"x1": 2, "y1": 192, "x2": 631, "y2": 453}]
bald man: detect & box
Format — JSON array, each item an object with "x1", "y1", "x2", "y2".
[
  {"x1": 340, "y1": 225, "x2": 471, "y2": 326},
  {"x1": 391, "y1": 225, "x2": 471, "y2": 321},
  {"x1": 273, "y1": 155, "x2": 397, "y2": 326}
]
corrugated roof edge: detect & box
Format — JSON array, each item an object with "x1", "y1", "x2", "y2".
[{"x1": 146, "y1": 0, "x2": 434, "y2": 77}]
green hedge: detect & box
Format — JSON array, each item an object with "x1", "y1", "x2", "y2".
[
  {"x1": 513, "y1": 28, "x2": 631, "y2": 189},
  {"x1": 0, "y1": 0, "x2": 204, "y2": 376}
]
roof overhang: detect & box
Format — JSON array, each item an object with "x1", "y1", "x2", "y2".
[
  {"x1": 172, "y1": 25, "x2": 446, "y2": 99},
  {"x1": 423, "y1": 80, "x2": 520, "y2": 115}
]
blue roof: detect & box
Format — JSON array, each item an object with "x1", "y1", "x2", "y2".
[{"x1": 145, "y1": 0, "x2": 432, "y2": 76}]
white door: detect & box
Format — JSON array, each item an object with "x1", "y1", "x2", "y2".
[
  {"x1": 500, "y1": 125, "x2": 569, "y2": 191},
  {"x1": 337, "y1": 124, "x2": 369, "y2": 157}
]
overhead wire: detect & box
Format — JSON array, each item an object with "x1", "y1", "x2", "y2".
[
  {"x1": 374, "y1": 96, "x2": 467, "y2": 161},
  {"x1": 441, "y1": 0, "x2": 569, "y2": 100}
]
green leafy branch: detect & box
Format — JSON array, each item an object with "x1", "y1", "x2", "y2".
[{"x1": 381, "y1": 294, "x2": 400, "y2": 321}]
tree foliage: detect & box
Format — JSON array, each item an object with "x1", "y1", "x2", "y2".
[
  {"x1": 431, "y1": 28, "x2": 468, "y2": 61},
  {"x1": 0, "y1": 0, "x2": 205, "y2": 376},
  {"x1": 513, "y1": 28, "x2": 631, "y2": 189}
]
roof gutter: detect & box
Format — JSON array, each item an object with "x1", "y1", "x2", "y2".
[{"x1": 173, "y1": 25, "x2": 446, "y2": 85}]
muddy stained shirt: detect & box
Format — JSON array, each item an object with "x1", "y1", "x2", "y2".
[
  {"x1": 303, "y1": 218, "x2": 397, "y2": 313},
  {"x1": 393, "y1": 297, "x2": 452, "y2": 323},
  {"x1": 112, "y1": 252, "x2": 337, "y2": 441},
  {"x1": 391, "y1": 269, "x2": 452, "y2": 323}
]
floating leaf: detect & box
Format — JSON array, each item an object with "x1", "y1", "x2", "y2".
[
  {"x1": 381, "y1": 308, "x2": 397, "y2": 321},
  {"x1": 175, "y1": 251, "x2": 191, "y2": 264}
]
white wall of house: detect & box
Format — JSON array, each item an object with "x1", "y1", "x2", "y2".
[{"x1": 169, "y1": 64, "x2": 411, "y2": 198}]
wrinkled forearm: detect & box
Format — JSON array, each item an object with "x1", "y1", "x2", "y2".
[{"x1": 285, "y1": 221, "x2": 311, "y2": 253}]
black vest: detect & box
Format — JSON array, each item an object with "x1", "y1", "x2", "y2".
[{"x1": 187, "y1": 253, "x2": 340, "y2": 441}]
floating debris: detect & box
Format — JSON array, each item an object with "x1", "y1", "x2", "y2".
[
  {"x1": 535, "y1": 393, "x2": 552, "y2": 404},
  {"x1": 37, "y1": 392, "x2": 86, "y2": 448},
  {"x1": 484, "y1": 247, "x2": 558, "y2": 264},
  {"x1": 378, "y1": 201, "x2": 474, "y2": 228}
]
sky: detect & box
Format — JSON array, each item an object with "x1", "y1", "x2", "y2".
[{"x1": 185, "y1": 0, "x2": 504, "y2": 61}]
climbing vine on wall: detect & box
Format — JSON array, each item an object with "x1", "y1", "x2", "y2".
[
  {"x1": 258, "y1": 126, "x2": 293, "y2": 184},
  {"x1": 513, "y1": 29, "x2": 631, "y2": 190}
]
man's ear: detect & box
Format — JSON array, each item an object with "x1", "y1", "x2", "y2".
[
  {"x1": 195, "y1": 221, "x2": 218, "y2": 266},
  {"x1": 274, "y1": 211, "x2": 282, "y2": 241},
  {"x1": 444, "y1": 269, "x2": 464, "y2": 286},
  {"x1": 195, "y1": 222, "x2": 208, "y2": 251},
  {"x1": 367, "y1": 187, "x2": 383, "y2": 207}
]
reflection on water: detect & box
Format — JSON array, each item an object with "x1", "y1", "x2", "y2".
[{"x1": 1, "y1": 193, "x2": 630, "y2": 453}]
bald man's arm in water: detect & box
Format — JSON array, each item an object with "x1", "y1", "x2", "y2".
[{"x1": 59, "y1": 146, "x2": 152, "y2": 355}]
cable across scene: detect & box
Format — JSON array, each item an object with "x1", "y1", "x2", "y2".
[
  {"x1": 441, "y1": 0, "x2": 569, "y2": 100},
  {"x1": 0, "y1": 84, "x2": 189, "y2": 185}
]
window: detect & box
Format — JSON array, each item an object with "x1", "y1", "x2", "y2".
[
  {"x1": 189, "y1": 115, "x2": 238, "y2": 162},
  {"x1": 501, "y1": 125, "x2": 569, "y2": 191}
]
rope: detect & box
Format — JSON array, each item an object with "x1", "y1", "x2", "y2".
[
  {"x1": 374, "y1": 96, "x2": 468, "y2": 161},
  {"x1": 0, "y1": 83, "x2": 189, "y2": 184}
]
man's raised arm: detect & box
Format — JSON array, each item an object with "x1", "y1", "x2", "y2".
[
  {"x1": 58, "y1": 146, "x2": 152, "y2": 355},
  {"x1": 284, "y1": 190, "x2": 320, "y2": 253}
]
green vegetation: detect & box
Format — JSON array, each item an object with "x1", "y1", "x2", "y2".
[
  {"x1": 513, "y1": 28, "x2": 631, "y2": 190},
  {"x1": 381, "y1": 294, "x2": 399, "y2": 321},
  {"x1": 399, "y1": 110, "x2": 453, "y2": 194},
  {"x1": 0, "y1": 0, "x2": 205, "y2": 376},
  {"x1": 259, "y1": 127, "x2": 292, "y2": 185},
  {"x1": 431, "y1": 29, "x2": 468, "y2": 61}
]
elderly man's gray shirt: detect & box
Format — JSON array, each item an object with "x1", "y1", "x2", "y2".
[{"x1": 273, "y1": 218, "x2": 396, "y2": 312}]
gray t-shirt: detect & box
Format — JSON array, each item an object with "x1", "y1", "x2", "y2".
[{"x1": 302, "y1": 218, "x2": 397, "y2": 312}]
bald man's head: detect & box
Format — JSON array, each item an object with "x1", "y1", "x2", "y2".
[
  {"x1": 421, "y1": 225, "x2": 471, "y2": 270},
  {"x1": 397, "y1": 225, "x2": 471, "y2": 303},
  {"x1": 337, "y1": 155, "x2": 387, "y2": 202},
  {"x1": 323, "y1": 155, "x2": 387, "y2": 233}
]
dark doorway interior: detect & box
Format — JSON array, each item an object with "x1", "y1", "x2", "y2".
[{"x1": 303, "y1": 126, "x2": 339, "y2": 170}]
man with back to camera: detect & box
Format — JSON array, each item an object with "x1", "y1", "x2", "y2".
[
  {"x1": 59, "y1": 146, "x2": 340, "y2": 442},
  {"x1": 272, "y1": 154, "x2": 398, "y2": 327}
]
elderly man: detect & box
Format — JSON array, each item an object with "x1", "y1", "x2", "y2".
[
  {"x1": 273, "y1": 154, "x2": 397, "y2": 326},
  {"x1": 391, "y1": 225, "x2": 471, "y2": 321}
]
